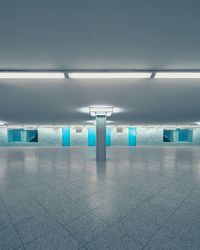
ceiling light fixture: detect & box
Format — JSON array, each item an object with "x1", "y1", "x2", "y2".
[
  {"x1": 68, "y1": 72, "x2": 151, "y2": 79},
  {"x1": 155, "y1": 72, "x2": 200, "y2": 79},
  {"x1": 0, "y1": 121, "x2": 7, "y2": 126},
  {"x1": 0, "y1": 72, "x2": 65, "y2": 79},
  {"x1": 89, "y1": 106, "x2": 114, "y2": 117}
]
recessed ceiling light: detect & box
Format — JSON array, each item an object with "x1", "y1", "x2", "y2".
[
  {"x1": 68, "y1": 72, "x2": 151, "y2": 79},
  {"x1": 0, "y1": 72, "x2": 65, "y2": 79},
  {"x1": 155, "y1": 72, "x2": 200, "y2": 78}
]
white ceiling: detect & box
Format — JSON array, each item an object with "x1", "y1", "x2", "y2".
[{"x1": 0, "y1": 0, "x2": 200, "y2": 125}]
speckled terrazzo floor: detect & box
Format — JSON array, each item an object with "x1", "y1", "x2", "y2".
[{"x1": 0, "y1": 146, "x2": 200, "y2": 249}]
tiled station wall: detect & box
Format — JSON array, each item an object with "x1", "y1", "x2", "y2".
[
  {"x1": 111, "y1": 127, "x2": 129, "y2": 146},
  {"x1": 0, "y1": 128, "x2": 62, "y2": 146},
  {"x1": 137, "y1": 127, "x2": 164, "y2": 146},
  {"x1": 1, "y1": 126, "x2": 200, "y2": 146},
  {"x1": 70, "y1": 127, "x2": 88, "y2": 146},
  {"x1": 137, "y1": 127, "x2": 200, "y2": 146}
]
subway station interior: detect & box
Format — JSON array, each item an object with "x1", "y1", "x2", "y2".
[{"x1": 1, "y1": 1, "x2": 200, "y2": 249}]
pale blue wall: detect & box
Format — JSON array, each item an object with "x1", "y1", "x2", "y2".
[
  {"x1": 1, "y1": 126, "x2": 200, "y2": 147},
  {"x1": 70, "y1": 127, "x2": 88, "y2": 146},
  {"x1": 0, "y1": 129, "x2": 7, "y2": 145},
  {"x1": 37, "y1": 128, "x2": 62, "y2": 146},
  {"x1": 191, "y1": 128, "x2": 200, "y2": 145},
  {"x1": 0, "y1": 128, "x2": 62, "y2": 146},
  {"x1": 137, "y1": 127, "x2": 164, "y2": 146},
  {"x1": 111, "y1": 127, "x2": 128, "y2": 146},
  {"x1": 137, "y1": 127, "x2": 199, "y2": 146}
]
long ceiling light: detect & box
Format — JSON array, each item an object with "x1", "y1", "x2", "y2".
[
  {"x1": 68, "y1": 72, "x2": 151, "y2": 79},
  {"x1": 1, "y1": 71, "x2": 200, "y2": 79},
  {"x1": 0, "y1": 72, "x2": 65, "y2": 79},
  {"x1": 155, "y1": 72, "x2": 200, "y2": 79}
]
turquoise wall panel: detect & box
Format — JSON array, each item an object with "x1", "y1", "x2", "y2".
[
  {"x1": 128, "y1": 127, "x2": 136, "y2": 146},
  {"x1": 106, "y1": 128, "x2": 111, "y2": 146},
  {"x1": 178, "y1": 129, "x2": 193, "y2": 142},
  {"x1": 62, "y1": 127, "x2": 70, "y2": 146},
  {"x1": 8, "y1": 129, "x2": 22, "y2": 142},
  {"x1": 88, "y1": 127, "x2": 96, "y2": 146}
]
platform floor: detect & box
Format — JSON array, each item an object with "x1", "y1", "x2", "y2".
[{"x1": 0, "y1": 146, "x2": 200, "y2": 249}]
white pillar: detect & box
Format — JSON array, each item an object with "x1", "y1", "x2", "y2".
[{"x1": 96, "y1": 116, "x2": 106, "y2": 161}]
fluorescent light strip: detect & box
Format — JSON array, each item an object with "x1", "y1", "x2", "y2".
[
  {"x1": 68, "y1": 72, "x2": 151, "y2": 79},
  {"x1": 1, "y1": 71, "x2": 200, "y2": 79},
  {"x1": 0, "y1": 72, "x2": 65, "y2": 79},
  {"x1": 155, "y1": 72, "x2": 200, "y2": 79}
]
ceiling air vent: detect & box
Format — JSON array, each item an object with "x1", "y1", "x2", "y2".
[
  {"x1": 76, "y1": 127, "x2": 82, "y2": 133},
  {"x1": 116, "y1": 127, "x2": 123, "y2": 133}
]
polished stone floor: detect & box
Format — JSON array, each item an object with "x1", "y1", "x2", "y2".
[{"x1": 0, "y1": 146, "x2": 200, "y2": 249}]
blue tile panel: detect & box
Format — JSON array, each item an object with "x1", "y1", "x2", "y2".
[
  {"x1": 128, "y1": 127, "x2": 136, "y2": 146},
  {"x1": 8, "y1": 129, "x2": 22, "y2": 142},
  {"x1": 62, "y1": 127, "x2": 70, "y2": 146},
  {"x1": 106, "y1": 127, "x2": 111, "y2": 146},
  {"x1": 88, "y1": 127, "x2": 96, "y2": 146},
  {"x1": 177, "y1": 129, "x2": 193, "y2": 142}
]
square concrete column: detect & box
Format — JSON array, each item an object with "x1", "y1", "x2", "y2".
[{"x1": 96, "y1": 115, "x2": 106, "y2": 161}]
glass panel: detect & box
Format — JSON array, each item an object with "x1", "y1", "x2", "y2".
[
  {"x1": 26, "y1": 130, "x2": 38, "y2": 142},
  {"x1": 163, "y1": 130, "x2": 174, "y2": 142}
]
